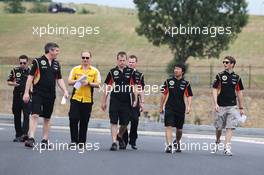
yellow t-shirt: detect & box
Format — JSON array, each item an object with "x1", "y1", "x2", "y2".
[{"x1": 69, "y1": 65, "x2": 101, "y2": 103}]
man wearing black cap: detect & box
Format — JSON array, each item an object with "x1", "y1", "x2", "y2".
[{"x1": 160, "y1": 64, "x2": 193, "y2": 153}]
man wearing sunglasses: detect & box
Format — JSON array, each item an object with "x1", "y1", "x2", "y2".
[
  {"x1": 68, "y1": 51, "x2": 101, "y2": 148},
  {"x1": 212, "y1": 56, "x2": 245, "y2": 156},
  {"x1": 7, "y1": 55, "x2": 30, "y2": 142}
]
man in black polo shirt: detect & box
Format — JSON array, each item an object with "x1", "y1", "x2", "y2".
[
  {"x1": 123, "y1": 55, "x2": 145, "y2": 150},
  {"x1": 160, "y1": 64, "x2": 193, "y2": 153},
  {"x1": 101, "y1": 51, "x2": 137, "y2": 151},
  {"x1": 211, "y1": 56, "x2": 245, "y2": 156},
  {"x1": 7, "y1": 55, "x2": 30, "y2": 142},
  {"x1": 23, "y1": 42, "x2": 69, "y2": 148}
]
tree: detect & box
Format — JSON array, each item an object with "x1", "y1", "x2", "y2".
[
  {"x1": 4, "y1": 0, "x2": 26, "y2": 13},
  {"x1": 134, "y1": 0, "x2": 248, "y2": 74}
]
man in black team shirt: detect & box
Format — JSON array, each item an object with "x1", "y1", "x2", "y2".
[
  {"x1": 211, "y1": 56, "x2": 245, "y2": 156},
  {"x1": 101, "y1": 51, "x2": 137, "y2": 151},
  {"x1": 123, "y1": 55, "x2": 145, "y2": 150},
  {"x1": 160, "y1": 64, "x2": 193, "y2": 153},
  {"x1": 7, "y1": 55, "x2": 30, "y2": 142},
  {"x1": 23, "y1": 42, "x2": 69, "y2": 148}
]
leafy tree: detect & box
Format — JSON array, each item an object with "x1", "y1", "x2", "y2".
[
  {"x1": 4, "y1": 0, "x2": 26, "y2": 13},
  {"x1": 134, "y1": 0, "x2": 248, "y2": 74}
]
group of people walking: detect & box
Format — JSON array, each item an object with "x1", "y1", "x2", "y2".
[{"x1": 7, "y1": 42, "x2": 245, "y2": 156}]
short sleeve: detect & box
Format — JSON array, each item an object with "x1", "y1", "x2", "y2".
[
  {"x1": 7, "y1": 69, "x2": 15, "y2": 82},
  {"x1": 29, "y1": 59, "x2": 38, "y2": 76},
  {"x1": 185, "y1": 83, "x2": 193, "y2": 97},
  {"x1": 104, "y1": 71, "x2": 113, "y2": 85},
  {"x1": 56, "y1": 63, "x2": 62, "y2": 79},
  {"x1": 161, "y1": 81, "x2": 168, "y2": 95},
  {"x1": 68, "y1": 68, "x2": 76, "y2": 81},
  {"x1": 236, "y1": 77, "x2": 244, "y2": 91},
  {"x1": 212, "y1": 74, "x2": 220, "y2": 89}
]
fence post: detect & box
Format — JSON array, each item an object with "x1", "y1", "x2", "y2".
[
  {"x1": 248, "y1": 65, "x2": 251, "y2": 89},
  {"x1": 209, "y1": 64, "x2": 213, "y2": 87}
]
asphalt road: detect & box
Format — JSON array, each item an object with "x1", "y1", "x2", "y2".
[{"x1": 0, "y1": 124, "x2": 263, "y2": 175}]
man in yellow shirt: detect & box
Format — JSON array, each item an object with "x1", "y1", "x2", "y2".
[{"x1": 68, "y1": 51, "x2": 101, "y2": 148}]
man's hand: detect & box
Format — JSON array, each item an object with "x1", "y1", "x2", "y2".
[
  {"x1": 64, "y1": 90, "x2": 69, "y2": 99},
  {"x1": 239, "y1": 108, "x2": 245, "y2": 115},
  {"x1": 140, "y1": 102, "x2": 144, "y2": 112},
  {"x1": 101, "y1": 102, "x2": 107, "y2": 112},
  {"x1": 81, "y1": 80, "x2": 89, "y2": 86},
  {"x1": 23, "y1": 93, "x2": 30, "y2": 103},
  {"x1": 186, "y1": 106, "x2": 191, "y2": 114},
  {"x1": 215, "y1": 104, "x2": 220, "y2": 112}
]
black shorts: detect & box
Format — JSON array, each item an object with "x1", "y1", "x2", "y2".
[
  {"x1": 31, "y1": 94, "x2": 55, "y2": 119},
  {"x1": 109, "y1": 98, "x2": 132, "y2": 125},
  {"x1": 164, "y1": 110, "x2": 185, "y2": 129}
]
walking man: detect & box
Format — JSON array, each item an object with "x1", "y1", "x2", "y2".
[
  {"x1": 101, "y1": 51, "x2": 137, "y2": 151},
  {"x1": 7, "y1": 55, "x2": 30, "y2": 142},
  {"x1": 212, "y1": 56, "x2": 245, "y2": 156},
  {"x1": 23, "y1": 42, "x2": 69, "y2": 148},
  {"x1": 68, "y1": 51, "x2": 101, "y2": 148},
  {"x1": 123, "y1": 55, "x2": 145, "y2": 150},
  {"x1": 160, "y1": 64, "x2": 193, "y2": 153}
]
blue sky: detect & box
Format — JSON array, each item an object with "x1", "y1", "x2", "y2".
[{"x1": 55, "y1": 0, "x2": 264, "y2": 15}]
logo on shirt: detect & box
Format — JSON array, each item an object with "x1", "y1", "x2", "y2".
[
  {"x1": 41, "y1": 60, "x2": 47, "y2": 66},
  {"x1": 16, "y1": 72, "x2": 21, "y2": 78},
  {"x1": 113, "y1": 70, "x2": 119, "y2": 76},
  {"x1": 169, "y1": 80, "x2": 175, "y2": 86},
  {"x1": 222, "y1": 75, "x2": 228, "y2": 81}
]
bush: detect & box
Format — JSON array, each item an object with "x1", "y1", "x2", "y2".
[
  {"x1": 28, "y1": 2, "x2": 48, "y2": 13},
  {"x1": 4, "y1": 0, "x2": 26, "y2": 13},
  {"x1": 78, "y1": 7, "x2": 93, "y2": 15}
]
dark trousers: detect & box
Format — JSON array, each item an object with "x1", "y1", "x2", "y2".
[
  {"x1": 12, "y1": 94, "x2": 30, "y2": 138},
  {"x1": 69, "y1": 99, "x2": 92, "y2": 144},
  {"x1": 123, "y1": 107, "x2": 140, "y2": 146},
  {"x1": 123, "y1": 117, "x2": 139, "y2": 146}
]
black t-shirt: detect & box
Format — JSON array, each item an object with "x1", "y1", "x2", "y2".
[
  {"x1": 7, "y1": 66, "x2": 30, "y2": 95},
  {"x1": 212, "y1": 70, "x2": 244, "y2": 106},
  {"x1": 29, "y1": 55, "x2": 62, "y2": 98},
  {"x1": 162, "y1": 77, "x2": 193, "y2": 114},
  {"x1": 104, "y1": 66, "x2": 136, "y2": 103}
]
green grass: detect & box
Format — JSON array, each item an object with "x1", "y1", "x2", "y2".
[{"x1": 0, "y1": 2, "x2": 263, "y2": 67}]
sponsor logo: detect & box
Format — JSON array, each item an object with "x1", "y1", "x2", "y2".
[
  {"x1": 222, "y1": 75, "x2": 228, "y2": 81},
  {"x1": 113, "y1": 70, "x2": 119, "y2": 76},
  {"x1": 41, "y1": 60, "x2": 47, "y2": 66}
]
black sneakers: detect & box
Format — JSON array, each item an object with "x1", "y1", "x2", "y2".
[
  {"x1": 117, "y1": 135, "x2": 126, "y2": 150},
  {"x1": 40, "y1": 139, "x2": 51, "y2": 149},
  {"x1": 13, "y1": 136, "x2": 22, "y2": 142},
  {"x1": 131, "y1": 144, "x2": 138, "y2": 150},
  {"x1": 110, "y1": 142, "x2": 118, "y2": 151},
  {"x1": 25, "y1": 137, "x2": 35, "y2": 148},
  {"x1": 165, "y1": 145, "x2": 172, "y2": 153},
  {"x1": 173, "y1": 140, "x2": 181, "y2": 153}
]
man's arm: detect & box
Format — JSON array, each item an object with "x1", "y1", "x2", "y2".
[
  {"x1": 160, "y1": 94, "x2": 167, "y2": 113},
  {"x1": 23, "y1": 75, "x2": 34, "y2": 103},
  {"x1": 57, "y1": 79, "x2": 69, "y2": 98},
  {"x1": 237, "y1": 90, "x2": 244, "y2": 115},
  {"x1": 212, "y1": 88, "x2": 219, "y2": 112},
  {"x1": 101, "y1": 85, "x2": 112, "y2": 111}
]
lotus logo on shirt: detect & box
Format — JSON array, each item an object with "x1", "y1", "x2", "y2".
[
  {"x1": 169, "y1": 80, "x2": 175, "y2": 86},
  {"x1": 41, "y1": 60, "x2": 47, "y2": 66},
  {"x1": 222, "y1": 75, "x2": 228, "y2": 81},
  {"x1": 113, "y1": 70, "x2": 119, "y2": 76},
  {"x1": 16, "y1": 72, "x2": 21, "y2": 78}
]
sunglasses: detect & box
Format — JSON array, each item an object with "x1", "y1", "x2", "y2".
[
  {"x1": 20, "y1": 62, "x2": 27, "y2": 65},
  {"x1": 82, "y1": 57, "x2": 90, "y2": 60},
  {"x1": 223, "y1": 61, "x2": 230, "y2": 64}
]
